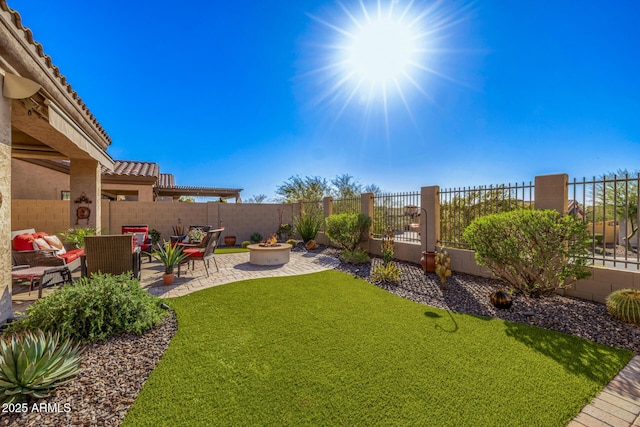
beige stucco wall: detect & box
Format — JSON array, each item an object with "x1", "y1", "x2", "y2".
[
  {"x1": 0, "y1": 139, "x2": 12, "y2": 323},
  {"x1": 12, "y1": 159, "x2": 69, "y2": 200},
  {"x1": 11, "y1": 200, "x2": 71, "y2": 234}
]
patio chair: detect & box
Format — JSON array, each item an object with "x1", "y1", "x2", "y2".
[
  {"x1": 177, "y1": 228, "x2": 224, "y2": 278},
  {"x1": 122, "y1": 225, "x2": 152, "y2": 261},
  {"x1": 84, "y1": 235, "x2": 141, "y2": 279}
]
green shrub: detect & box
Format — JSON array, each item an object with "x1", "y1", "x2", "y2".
[
  {"x1": 325, "y1": 214, "x2": 371, "y2": 250},
  {"x1": 241, "y1": 240, "x2": 251, "y2": 248},
  {"x1": 250, "y1": 232, "x2": 263, "y2": 243},
  {"x1": 606, "y1": 289, "x2": 640, "y2": 324},
  {"x1": 5, "y1": 274, "x2": 167, "y2": 343},
  {"x1": 341, "y1": 248, "x2": 371, "y2": 264},
  {"x1": 371, "y1": 263, "x2": 401, "y2": 283},
  {"x1": 0, "y1": 331, "x2": 82, "y2": 403},
  {"x1": 295, "y1": 212, "x2": 324, "y2": 243},
  {"x1": 57, "y1": 227, "x2": 97, "y2": 249},
  {"x1": 286, "y1": 239, "x2": 297, "y2": 247},
  {"x1": 463, "y1": 209, "x2": 591, "y2": 297}
]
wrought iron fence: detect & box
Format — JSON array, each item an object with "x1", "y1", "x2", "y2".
[
  {"x1": 372, "y1": 192, "x2": 421, "y2": 243},
  {"x1": 568, "y1": 173, "x2": 640, "y2": 270},
  {"x1": 332, "y1": 197, "x2": 360, "y2": 215},
  {"x1": 439, "y1": 182, "x2": 534, "y2": 248}
]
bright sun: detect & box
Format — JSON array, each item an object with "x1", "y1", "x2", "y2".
[
  {"x1": 306, "y1": 0, "x2": 463, "y2": 129},
  {"x1": 347, "y1": 16, "x2": 418, "y2": 84}
]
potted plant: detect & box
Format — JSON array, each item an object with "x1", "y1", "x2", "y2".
[
  {"x1": 187, "y1": 227, "x2": 205, "y2": 243},
  {"x1": 152, "y1": 241, "x2": 189, "y2": 285},
  {"x1": 295, "y1": 211, "x2": 323, "y2": 250},
  {"x1": 171, "y1": 219, "x2": 187, "y2": 244}
]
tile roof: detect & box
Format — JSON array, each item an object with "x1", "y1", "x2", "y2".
[
  {"x1": 158, "y1": 173, "x2": 175, "y2": 188},
  {"x1": 102, "y1": 160, "x2": 159, "y2": 178}
]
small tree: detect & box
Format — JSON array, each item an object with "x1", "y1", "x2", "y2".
[
  {"x1": 463, "y1": 209, "x2": 591, "y2": 297},
  {"x1": 325, "y1": 213, "x2": 371, "y2": 251}
]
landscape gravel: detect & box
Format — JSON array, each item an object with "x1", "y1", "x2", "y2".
[{"x1": 3, "y1": 247, "x2": 639, "y2": 426}]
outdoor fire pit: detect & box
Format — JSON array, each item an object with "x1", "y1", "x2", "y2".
[
  {"x1": 247, "y1": 243, "x2": 292, "y2": 265},
  {"x1": 247, "y1": 235, "x2": 292, "y2": 265}
]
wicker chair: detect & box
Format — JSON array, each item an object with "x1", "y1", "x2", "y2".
[{"x1": 83, "y1": 235, "x2": 141, "y2": 279}]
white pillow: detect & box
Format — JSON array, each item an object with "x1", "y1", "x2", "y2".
[
  {"x1": 44, "y1": 235, "x2": 66, "y2": 254},
  {"x1": 32, "y1": 237, "x2": 52, "y2": 251}
]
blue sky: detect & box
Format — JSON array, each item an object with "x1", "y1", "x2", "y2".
[{"x1": 12, "y1": 0, "x2": 640, "y2": 200}]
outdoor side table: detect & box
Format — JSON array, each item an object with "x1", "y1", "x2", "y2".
[{"x1": 11, "y1": 265, "x2": 71, "y2": 299}]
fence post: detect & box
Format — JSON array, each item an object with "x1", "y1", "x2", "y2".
[
  {"x1": 361, "y1": 192, "x2": 374, "y2": 245},
  {"x1": 421, "y1": 186, "x2": 440, "y2": 252},
  {"x1": 323, "y1": 196, "x2": 333, "y2": 218},
  {"x1": 534, "y1": 174, "x2": 568, "y2": 213}
]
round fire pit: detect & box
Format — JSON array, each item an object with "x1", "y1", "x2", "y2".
[{"x1": 247, "y1": 243, "x2": 292, "y2": 266}]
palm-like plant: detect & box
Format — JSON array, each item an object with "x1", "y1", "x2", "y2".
[
  {"x1": 0, "y1": 331, "x2": 83, "y2": 403},
  {"x1": 152, "y1": 241, "x2": 189, "y2": 274}
]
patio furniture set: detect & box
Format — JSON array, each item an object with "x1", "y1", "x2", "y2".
[{"x1": 9, "y1": 225, "x2": 225, "y2": 299}]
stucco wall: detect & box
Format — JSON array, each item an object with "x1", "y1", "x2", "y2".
[{"x1": 12, "y1": 159, "x2": 68, "y2": 200}]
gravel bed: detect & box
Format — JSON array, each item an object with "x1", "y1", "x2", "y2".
[
  {"x1": 3, "y1": 312, "x2": 177, "y2": 427},
  {"x1": 324, "y1": 248, "x2": 640, "y2": 355},
  {"x1": 4, "y1": 247, "x2": 638, "y2": 426}
]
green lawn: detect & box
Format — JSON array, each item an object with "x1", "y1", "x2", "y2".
[
  {"x1": 214, "y1": 247, "x2": 250, "y2": 254},
  {"x1": 123, "y1": 271, "x2": 632, "y2": 427}
]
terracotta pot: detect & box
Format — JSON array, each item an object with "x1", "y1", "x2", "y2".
[
  {"x1": 224, "y1": 236, "x2": 236, "y2": 247},
  {"x1": 420, "y1": 251, "x2": 436, "y2": 273},
  {"x1": 162, "y1": 272, "x2": 175, "y2": 286},
  {"x1": 305, "y1": 240, "x2": 317, "y2": 250},
  {"x1": 490, "y1": 290, "x2": 513, "y2": 309}
]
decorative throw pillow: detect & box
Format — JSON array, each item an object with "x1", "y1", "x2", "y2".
[
  {"x1": 44, "y1": 235, "x2": 66, "y2": 255},
  {"x1": 13, "y1": 233, "x2": 35, "y2": 251},
  {"x1": 33, "y1": 237, "x2": 52, "y2": 251}
]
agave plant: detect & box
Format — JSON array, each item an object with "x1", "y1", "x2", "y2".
[
  {"x1": 0, "y1": 331, "x2": 83, "y2": 403},
  {"x1": 152, "y1": 241, "x2": 189, "y2": 274}
]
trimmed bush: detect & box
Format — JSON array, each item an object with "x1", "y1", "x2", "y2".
[
  {"x1": 463, "y1": 209, "x2": 591, "y2": 297},
  {"x1": 241, "y1": 241, "x2": 251, "y2": 248},
  {"x1": 5, "y1": 274, "x2": 167, "y2": 343},
  {"x1": 286, "y1": 239, "x2": 297, "y2": 247},
  {"x1": 371, "y1": 263, "x2": 401, "y2": 283},
  {"x1": 325, "y1": 214, "x2": 371, "y2": 251},
  {"x1": 606, "y1": 289, "x2": 640, "y2": 324},
  {"x1": 0, "y1": 331, "x2": 83, "y2": 403}
]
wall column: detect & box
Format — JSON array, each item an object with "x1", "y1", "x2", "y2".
[
  {"x1": 323, "y1": 196, "x2": 333, "y2": 218},
  {"x1": 69, "y1": 158, "x2": 101, "y2": 232},
  {"x1": 534, "y1": 174, "x2": 568, "y2": 213},
  {"x1": 0, "y1": 76, "x2": 13, "y2": 323},
  {"x1": 421, "y1": 186, "x2": 440, "y2": 252},
  {"x1": 360, "y1": 192, "x2": 374, "y2": 239}
]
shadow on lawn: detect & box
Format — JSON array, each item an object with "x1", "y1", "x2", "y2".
[
  {"x1": 425, "y1": 310, "x2": 459, "y2": 333},
  {"x1": 503, "y1": 320, "x2": 631, "y2": 382}
]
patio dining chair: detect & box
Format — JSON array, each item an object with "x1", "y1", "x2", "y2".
[
  {"x1": 84, "y1": 235, "x2": 141, "y2": 279},
  {"x1": 177, "y1": 228, "x2": 224, "y2": 278}
]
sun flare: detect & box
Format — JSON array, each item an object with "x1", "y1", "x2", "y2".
[
  {"x1": 347, "y1": 17, "x2": 418, "y2": 84},
  {"x1": 305, "y1": 0, "x2": 465, "y2": 131}
]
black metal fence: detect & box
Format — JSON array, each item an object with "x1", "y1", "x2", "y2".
[
  {"x1": 332, "y1": 197, "x2": 360, "y2": 215},
  {"x1": 372, "y1": 192, "x2": 421, "y2": 243},
  {"x1": 568, "y1": 173, "x2": 640, "y2": 270},
  {"x1": 439, "y1": 182, "x2": 534, "y2": 248}
]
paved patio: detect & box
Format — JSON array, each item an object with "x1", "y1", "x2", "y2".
[{"x1": 10, "y1": 249, "x2": 640, "y2": 426}]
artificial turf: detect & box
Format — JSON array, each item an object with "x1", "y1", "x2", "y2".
[
  {"x1": 122, "y1": 270, "x2": 633, "y2": 427},
  {"x1": 214, "y1": 247, "x2": 250, "y2": 254}
]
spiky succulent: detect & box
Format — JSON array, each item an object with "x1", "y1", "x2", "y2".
[
  {"x1": 606, "y1": 289, "x2": 640, "y2": 325},
  {"x1": 0, "y1": 331, "x2": 83, "y2": 403}
]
